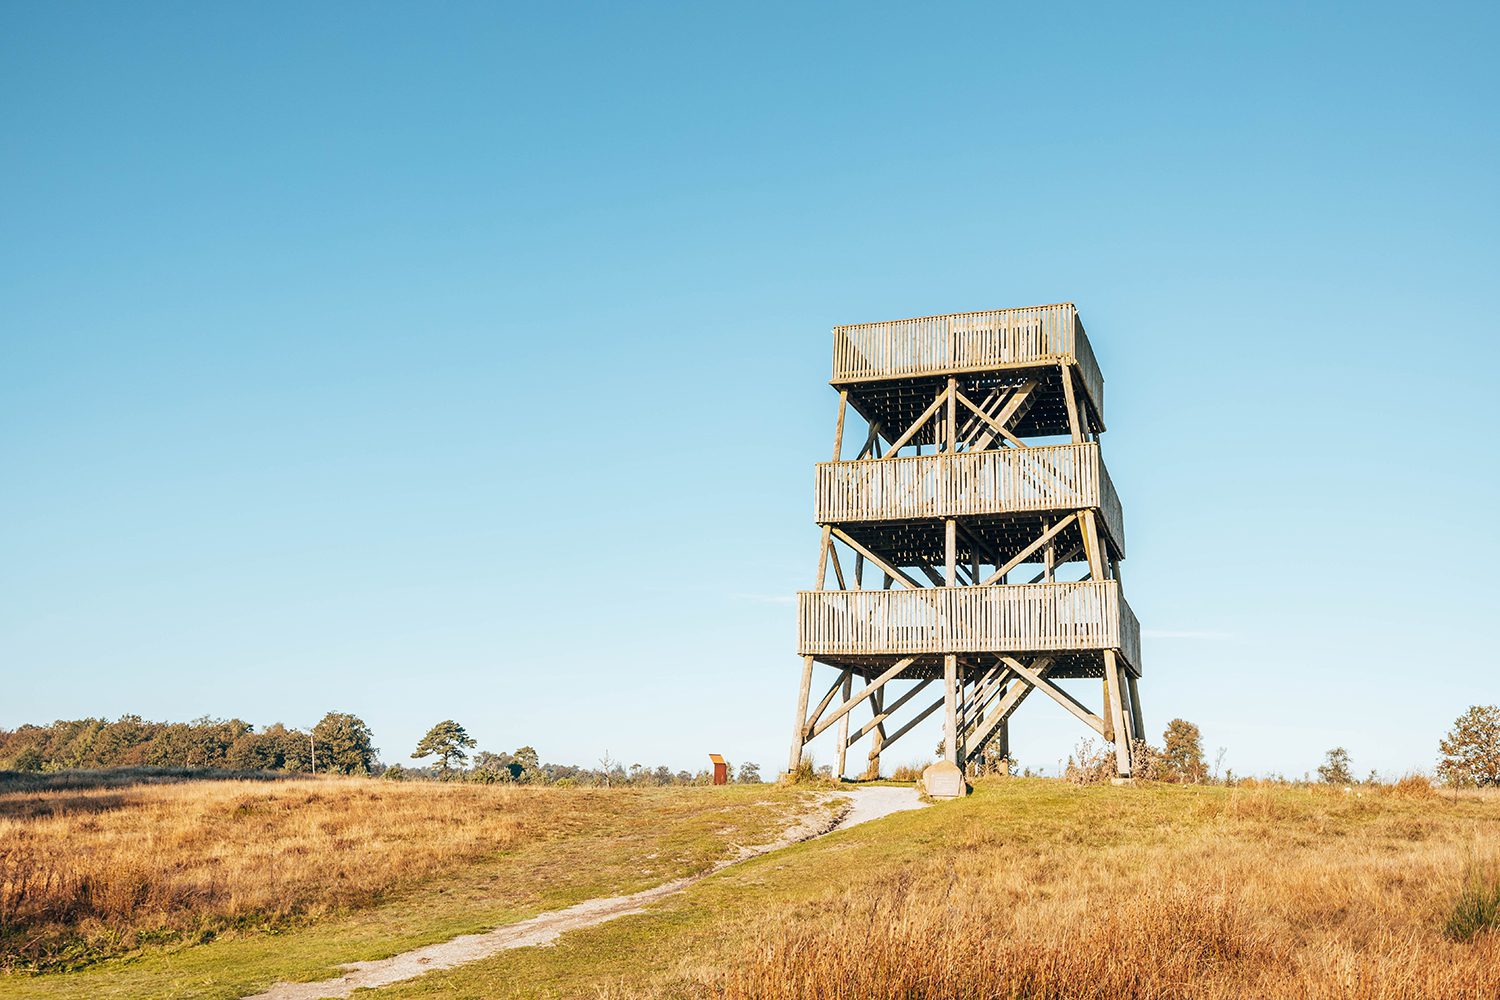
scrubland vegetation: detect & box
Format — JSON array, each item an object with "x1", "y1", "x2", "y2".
[
  {"x1": 1, "y1": 770, "x2": 1497, "y2": 999},
  {"x1": 711, "y1": 783, "x2": 1500, "y2": 1000},
  {"x1": 381, "y1": 779, "x2": 1498, "y2": 1000},
  {"x1": 3, "y1": 705, "x2": 1497, "y2": 998},
  {"x1": 0, "y1": 773, "x2": 809, "y2": 986}
]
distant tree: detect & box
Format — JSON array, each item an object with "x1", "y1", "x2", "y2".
[
  {"x1": 1438, "y1": 705, "x2": 1500, "y2": 787},
  {"x1": 313, "y1": 712, "x2": 377, "y2": 775},
  {"x1": 512, "y1": 746, "x2": 540, "y2": 782},
  {"x1": 1318, "y1": 747, "x2": 1354, "y2": 785},
  {"x1": 598, "y1": 751, "x2": 618, "y2": 787},
  {"x1": 12, "y1": 746, "x2": 42, "y2": 772},
  {"x1": 227, "y1": 731, "x2": 281, "y2": 771},
  {"x1": 737, "y1": 761, "x2": 762, "y2": 784},
  {"x1": 267, "y1": 723, "x2": 313, "y2": 773},
  {"x1": 469, "y1": 751, "x2": 513, "y2": 783},
  {"x1": 1161, "y1": 719, "x2": 1207, "y2": 783},
  {"x1": 412, "y1": 720, "x2": 476, "y2": 775},
  {"x1": 94, "y1": 715, "x2": 151, "y2": 767}
]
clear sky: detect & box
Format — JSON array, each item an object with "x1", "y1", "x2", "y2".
[{"x1": 3, "y1": 3, "x2": 1497, "y2": 779}]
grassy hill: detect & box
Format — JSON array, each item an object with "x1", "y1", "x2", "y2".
[{"x1": 2, "y1": 773, "x2": 1497, "y2": 999}]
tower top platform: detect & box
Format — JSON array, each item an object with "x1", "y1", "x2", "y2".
[{"x1": 831, "y1": 302, "x2": 1104, "y2": 427}]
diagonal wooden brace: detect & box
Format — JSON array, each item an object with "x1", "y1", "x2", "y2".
[
  {"x1": 809, "y1": 657, "x2": 915, "y2": 739},
  {"x1": 1001, "y1": 656, "x2": 1105, "y2": 736},
  {"x1": 848, "y1": 678, "x2": 933, "y2": 746}
]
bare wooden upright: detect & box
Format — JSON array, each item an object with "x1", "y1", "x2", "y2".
[{"x1": 788, "y1": 303, "x2": 1143, "y2": 782}]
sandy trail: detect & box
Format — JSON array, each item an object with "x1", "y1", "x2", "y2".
[{"x1": 245, "y1": 787, "x2": 924, "y2": 1000}]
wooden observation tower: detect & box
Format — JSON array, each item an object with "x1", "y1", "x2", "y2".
[{"x1": 788, "y1": 303, "x2": 1142, "y2": 786}]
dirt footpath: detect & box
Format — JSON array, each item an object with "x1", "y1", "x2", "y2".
[{"x1": 245, "y1": 786, "x2": 925, "y2": 1000}]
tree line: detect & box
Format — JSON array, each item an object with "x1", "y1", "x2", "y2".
[
  {"x1": 0, "y1": 715, "x2": 763, "y2": 786},
  {"x1": 0, "y1": 713, "x2": 377, "y2": 775},
  {"x1": 2, "y1": 706, "x2": 1495, "y2": 788},
  {"x1": 1056, "y1": 707, "x2": 1500, "y2": 788},
  {"x1": 398, "y1": 719, "x2": 762, "y2": 785}
]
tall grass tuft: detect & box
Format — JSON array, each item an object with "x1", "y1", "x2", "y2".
[{"x1": 1446, "y1": 860, "x2": 1500, "y2": 941}]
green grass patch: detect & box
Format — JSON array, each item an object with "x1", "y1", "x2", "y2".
[{"x1": 1446, "y1": 861, "x2": 1500, "y2": 941}]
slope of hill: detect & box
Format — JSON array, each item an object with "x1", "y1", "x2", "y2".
[{"x1": 3, "y1": 775, "x2": 1498, "y2": 999}]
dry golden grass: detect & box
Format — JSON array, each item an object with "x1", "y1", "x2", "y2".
[
  {"x1": 420, "y1": 782, "x2": 1500, "y2": 1000},
  {"x1": 7, "y1": 775, "x2": 1497, "y2": 999},
  {"x1": 0, "y1": 774, "x2": 799, "y2": 974},
  {"x1": 710, "y1": 783, "x2": 1500, "y2": 1000}
]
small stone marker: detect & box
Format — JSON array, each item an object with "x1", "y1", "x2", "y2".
[{"x1": 920, "y1": 760, "x2": 966, "y2": 800}]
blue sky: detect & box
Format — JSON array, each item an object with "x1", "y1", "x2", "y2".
[{"x1": 3, "y1": 3, "x2": 1496, "y2": 778}]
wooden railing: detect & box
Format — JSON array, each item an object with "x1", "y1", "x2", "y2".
[
  {"x1": 831, "y1": 303, "x2": 1105, "y2": 413},
  {"x1": 798, "y1": 581, "x2": 1139, "y2": 668},
  {"x1": 1097, "y1": 458, "x2": 1125, "y2": 554},
  {"x1": 815, "y1": 444, "x2": 1124, "y2": 552}
]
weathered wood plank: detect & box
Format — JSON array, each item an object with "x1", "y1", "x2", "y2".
[
  {"x1": 798, "y1": 581, "x2": 1140, "y2": 667},
  {"x1": 830, "y1": 303, "x2": 1104, "y2": 418},
  {"x1": 814, "y1": 444, "x2": 1124, "y2": 557}
]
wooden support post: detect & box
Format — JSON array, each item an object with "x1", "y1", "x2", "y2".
[
  {"x1": 1060, "y1": 363, "x2": 1082, "y2": 444},
  {"x1": 1127, "y1": 672, "x2": 1145, "y2": 747},
  {"x1": 997, "y1": 719, "x2": 1010, "y2": 771},
  {"x1": 857, "y1": 421, "x2": 880, "y2": 460},
  {"x1": 828, "y1": 542, "x2": 846, "y2": 590},
  {"x1": 862, "y1": 685, "x2": 886, "y2": 779},
  {"x1": 946, "y1": 378, "x2": 958, "y2": 452},
  {"x1": 1044, "y1": 518, "x2": 1056, "y2": 583},
  {"x1": 1101, "y1": 674, "x2": 1114, "y2": 742},
  {"x1": 788, "y1": 655, "x2": 815, "y2": 772},
  {"x1": 1079, "y1": 510, "x2": 1106, "y2": 582},
  {"x1": 943, "y1": 654, "x2": 959, "y2": 765},
  {"x1": 832, "y1": 390, "x2": 848, "y2": 462},
  {"x1": 945, "y1": 518, "x2": 957, "y2": 586},
  {"x1": 1104, "y1": 651, "x2": 1132, "y2": 776},
  {"x1": 834, "y1": 672, "x2": 852, "y2": 780},
  {"x1": 815, "y1": 524, "x2": 832, "y2": 590}
]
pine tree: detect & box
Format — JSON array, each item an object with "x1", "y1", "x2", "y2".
[{"x1": 412, "y1": 720, "x2": 476, "y2": 775}]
